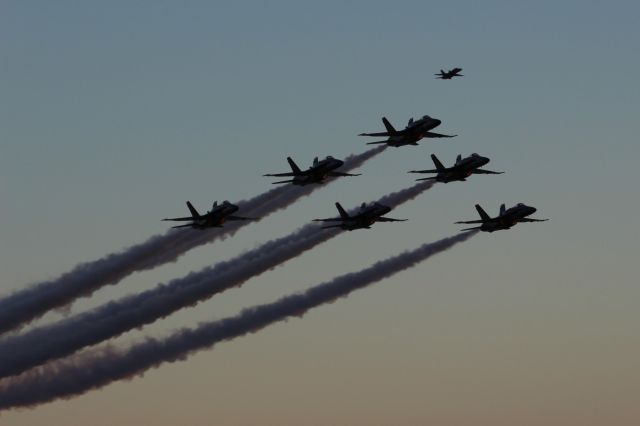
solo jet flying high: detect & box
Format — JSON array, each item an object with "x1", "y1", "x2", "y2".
[
  {"x1": 359, "y1": 115, "x2": 456, "y2": 147},
  {"x1": 456, "y1": 203, "x2": 548, "y2": 232},
  {"x1": 408, "y1": 153, "x2": 503, "y2": 183},
  {"x1": 435, "y1": 68, "x2": 463, "y2": 79},
  {"x1": 264, "y1": 156, "x2": 360, "y2": 185},
  {"x1": 163, "y1": 201, "x2": 255, "y2": 229},
  {"x1": 313, "y1": 202, "x2": 406, "y2": 231}
]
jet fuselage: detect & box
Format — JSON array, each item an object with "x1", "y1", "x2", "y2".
[{"x1": 338, "y1": 203, "x2": 392, "y2": 230}]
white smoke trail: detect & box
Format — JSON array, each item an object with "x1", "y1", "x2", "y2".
[
  {"x1": 0, "y1": 147, "x2": 385, "y2": 334},
  {"x1": 0, "y1": 179, "x2": 431, "y2": 379},
  {"x1": 0, "y1": 230, "x2": 476, "y2": 410}
]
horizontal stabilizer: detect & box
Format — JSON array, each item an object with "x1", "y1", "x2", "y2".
[
  {"x1": 424, "y1": 131, "x2": 457, "y2": 138},
  {"x1": 519, "y1": 218, "x2": 549, "y2": 222},
  {"x1": 414, "y1": 177, "x2": 437, "y2": 181},
  {"x1": 269, "y1": 179, "x2": 296, "y2": 185},
  {"x1": 360, "y1": 132, "x2": 391, "y2": 137},
  {"x1": 376, "y1": 217, "x2": 407, "y2": 222},
  {"x1": 171, "y1": 224, "x2": 195, "y2": 229},
  {"x1": 408, "y1": 169, "x2": 438, "y2": 174},
  {"x1": 327, "y1": 171, "x2": 361, "y2": 177},
  {"x1": 366, "y1": 140, "x2": 390, "y2": 145},
  {"x1": 227, "y1": 215, "x2": 256, "y2": 221},
  {"x1": 460, "y1": 226, "x2": 482, "y2": 231},
  {"x1": 455, "y1": 219, "x2": 484, "y2": 224},
  {"x1": 264, "y1": 172, "x2": 296, "y2": 177},
  {"x1": 473, "y1": 169, "x2": 504, "y2": 175},
  {"x1": 162, "y1": 216, "x2": 194, "y2": 221}
]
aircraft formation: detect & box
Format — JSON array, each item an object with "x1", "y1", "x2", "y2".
[{"x1": 163, "y1": 67, "x2": 547, "y2": 233}]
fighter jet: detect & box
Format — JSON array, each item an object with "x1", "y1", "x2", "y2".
[
  {"x1": 163, "y1": 201, "x2": 255, "y2": 229},
  {"x1": 456, "y1": 203, "x2": 548, "y2": 232},
  {"x1": 313, "y1": 202, "x2": 406, "y2": 231},
  {"x1": 435, "y1": 68, "x2": 463, "y2": 79},
  {"x1": 359, "y1": 115, "x2": 456, "y2": 147},
  {"x1": 264, "y1": 156, "x2": 360, "y2": 185},
  {"x1": 408, "y1": 153, "x2": 503, "y2": 183}
]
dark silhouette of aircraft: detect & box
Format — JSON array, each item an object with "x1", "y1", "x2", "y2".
[
  {"x1": 435, "y1": 68, "x2": 463, "y2": 79},
  {"x1": 408, "y1": 153, "x2": 503, "y2": 183},
  {"x1": 313, "y1": 202, "x2": 406, "y2": 231},
  {"x1": 456, "y1": 203, "x2": 548, "y2": 232},
  {"x1": 359, "y1": 115, "x2": 456, "y2": 147},
  {"x1": 163, "y1": 201, "x2": 255, "y2": 229},
  {"x1": 264, "y1": 156, "x2": 360, "y2": 185}
]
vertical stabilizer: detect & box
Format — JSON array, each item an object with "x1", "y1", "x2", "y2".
[
  {"x1": 186, "y1": 201, "x2": 200, "y2": 218},
  {"x1": 286, "y1": 157, "x2": 302, "y2": 174},
  {"x1": 430, "y1": 154, "x2": 446, "y2": 171},
  {"x1": 475, "y1": 204, "x2": 490, "y2": 222},
  {"x1": 335, "y1": 202, "x2": 350, "y2": 220},
  {"x1": 381, "y1": 117, "x2": 397, "y2": 135}
]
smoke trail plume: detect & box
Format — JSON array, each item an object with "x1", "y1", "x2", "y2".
[
  {"x1": 0, "y1": 230, "x2": 476, "y2": 410},
  {"x1": 0, "y1": 179, "x2": 431, "y2": 379},
  {"x1": 0, "y1": 147, "x2": 385, "y2": 335}
]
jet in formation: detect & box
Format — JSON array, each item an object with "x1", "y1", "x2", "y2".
[
  {"x1": 408, "y1": 153, "x2": 503, "y2": 183},
  {"x1": 435, "y1": 68, "x2": 463, "y2": 79},
  {"x1": 456, "y1": 203, "x2": 548, "y2": 232},
  {"x1": 264, "y1": 156, "x2": 360, "y2": 185},
  {"x1": 313, "y1": 202, "x2": 407, "y2": 230},
  {"x1": 163, "y1": 201, "x2": 255, "y2": 229},
  {"x1": 359, "y1": 115, "x2": 456, "y2": 147}
]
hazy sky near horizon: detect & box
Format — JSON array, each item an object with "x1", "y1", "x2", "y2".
[{"x1": 1, "y1": 1, "x2": 639, "y2": 424}]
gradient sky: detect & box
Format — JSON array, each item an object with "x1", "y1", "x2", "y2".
[{"x1": 1, "y1": 1, "x2": 639, "y2": 424}]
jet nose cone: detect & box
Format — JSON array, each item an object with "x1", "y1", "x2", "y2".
[
  {"x1": 529, "y1": 207, "x2": 537, "y2": 214},
  {"x1": 335, "y1": 159, "x2": 344, "y2": 167},
  {"x1": 433, "y1": 118, "x2": 442, "y2": 126}
]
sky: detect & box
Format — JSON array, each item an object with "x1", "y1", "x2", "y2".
[{"x1": 0, "y1": 1, "x2": 638, "y2": 424}]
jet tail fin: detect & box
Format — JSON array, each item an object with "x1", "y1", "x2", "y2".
[
  {"x1": 500, "y1": 204, "x2": 506, "y2": 215},
  {"x1": 431, "y1": 154, "x2": 445, "y2": 171},
  {"x1": 186, "y1": 201, "x2": 200, "y2": 218},
  {"x1": 382, "y1": 117, "x2": 397, "y2": 135},
  {"x1": 287, "y1": 157, "x2": 302, "y2": 174},
  {"x1": 475, "y1": 204, "x2": 490, "y2": 222},
  {"x1": 335, "y1": 202, "x2": 349, "y2": 220}
]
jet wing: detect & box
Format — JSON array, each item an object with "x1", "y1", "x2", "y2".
[
  {"x1": 472, "y1": 169, "x2": 504, "y2": 175},
  {"x1": 312, "y1": 217, "x2": 342, "y2": 222},
  {"x1": 455, "y1": 220, "x2": 485, "y2": 224},
  {"x1": 460, "y1": 226, "x2": 482, "y2": 231},
  {"x1": 376, "y1": 217, "x2": 407, "y2": 222},
  {"x1": 170, "y1": 223, "x2": 194, "y2": 229},
  {"x1": 519, "y1": 218, "x2": 549, "y2": 222},
  {"x1": 424, "y1": 132, "x2": 457, "y2": 138},
  {"x1": 366, "y1": 140, "x2": 391, "y2": 145}
]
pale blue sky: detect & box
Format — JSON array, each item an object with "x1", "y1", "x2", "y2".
[{"x1": 1, "y1": 1, "x2": 638, "y2": 424}]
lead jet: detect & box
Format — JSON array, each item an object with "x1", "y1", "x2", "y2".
[
  {"x1": 408, "y1": 153, "x2": 503, "y2": 183},
  {"x1": 359, "y1": 115, "x2": 456, "y2": 147},
  {"x1": 264, "y1": 156, "x2": 360, "y2": 185},
  {"x1": 313, "y1": 202, "x2": 406, "y2": 231},
  {"x1": 163, "y1": 201, "x2": 255, "y2": 229},
  {"x1": 435, "y1": 68, "x2": 463, "y2": 79},
  {"x1": 456, "y1": 203, "x2": 548, "y2": 232}
]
